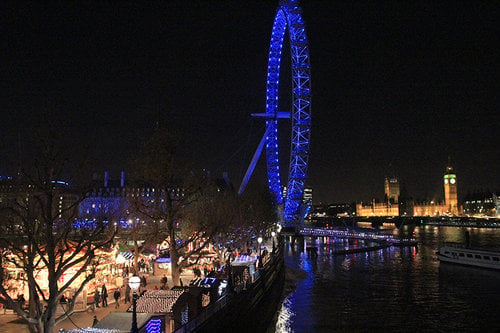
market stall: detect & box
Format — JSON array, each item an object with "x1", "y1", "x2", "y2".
[{"x1": 230, "y1": 254, "x2": 259, "y2": 290}]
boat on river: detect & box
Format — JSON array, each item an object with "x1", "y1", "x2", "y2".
[{"x1": 437, "y1": 242, "x2": 500, "y2": 270}]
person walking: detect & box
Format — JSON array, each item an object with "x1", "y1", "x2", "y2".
[
  {"x1": 124, "y1": 283, "x2": 131, "y2": 303},
  {"x1": 101, "y1": 284, "x2": 108, "y2": 307},
  {"x1": 92, "y1": 315, "x2": 99, "y2": 327},
  {"x1": 93, "y1": 289, "x2": 100, "y2": 308},
  {"x1": 161, "y1": 274, "x2": 168, "y2": 290},
  {"x1": 113, "y1": 288, "x2": 121, "y2": 309},
  {"x1": 17, "y1": 294, "x2": 26, "y2": 310},
  {"x1": 60, "y1": 294, "x2": 68, "y2": 311}
]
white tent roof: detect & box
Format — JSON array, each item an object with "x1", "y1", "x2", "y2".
[{"x1": 231, "y1": 254, "x2": 257, "y2": 266}]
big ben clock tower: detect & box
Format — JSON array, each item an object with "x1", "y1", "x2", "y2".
[{"x1": 443, "y1": 163, "x2": 458, "y2": 215}]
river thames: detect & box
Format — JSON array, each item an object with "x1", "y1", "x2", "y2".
[{"x1": 273, "y1": 225, "x2": 500, "y2": 332}]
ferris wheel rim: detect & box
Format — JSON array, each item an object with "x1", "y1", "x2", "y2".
[{"x1": 265, "y1": 0, "x2": 311, "y2": 223}]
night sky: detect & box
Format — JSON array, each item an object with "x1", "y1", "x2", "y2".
[{"x1": 1, "y1": 1, "x2": 498, "y2": 204}]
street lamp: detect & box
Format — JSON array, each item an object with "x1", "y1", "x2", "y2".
[
  {"x1": 271, "y1": 231, "x2": 276, "y2": 253},
  {"x1": 257, "y1": 236, "x2": 263, "y2": 258},
  {"x1": 128, "y1": 276, "x2": 141, "y2": 333}
]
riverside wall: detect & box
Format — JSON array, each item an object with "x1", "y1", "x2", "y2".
[{"x1": 174, "y1": 243, "x2": 285, "y2": 333}]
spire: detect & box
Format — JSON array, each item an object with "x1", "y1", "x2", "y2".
[{"x1": 446, "y1": 156, "x2": 454, "y2": 173}]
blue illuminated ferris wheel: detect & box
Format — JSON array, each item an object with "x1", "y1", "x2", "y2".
[{"x1": 238, "y1": 0, "x2": 311, "y2": 224}]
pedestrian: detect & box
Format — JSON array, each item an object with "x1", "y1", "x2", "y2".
[
  {"x1": 101, "y1": 284, "x2": 108, "y2": 307},
  {"x1": 141, "y1": 275, "x2": 147, "y2": 288},
  {"x1": 93, "y1": 289, "x2": 100, "y2": 308},
  {"x1": 113, "y1": 288, "x2": 121, "y2": 309},
  {"x1": 60, "y1": 294, "x2": 67, "y2": 310},
  {"x1": 124, "y1": 283, "x2": 131, "y2": 303},
  {"x1": 17, "y1": 294, "x2": 26, "y2": 309},
  {"x1": 161, "y1": 274, "x2": 168, "y2": 289},
  {"x1": 139, "y1": 258, "x2": 145, "y2": 272},
  {"x1": 92, "y1": 315, "x2": 99, "y2": 327}
]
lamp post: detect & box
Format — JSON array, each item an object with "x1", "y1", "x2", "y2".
[
  {"x1": 257, "y1": 236, "x2": 263, "y2": 268},
  {"x1": 271, "y1": 231, "x2": 276, "y2": 253},
  {"x1": 226, "y1": 252, "x2": 233, "y2": 294},
  {"x1": 128, "y1": 276, "x2": 141, "y2": 333}
]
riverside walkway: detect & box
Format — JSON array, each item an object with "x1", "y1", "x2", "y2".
[{"x1": 0, "y1": 271, "x2": 195, "y2": 333}]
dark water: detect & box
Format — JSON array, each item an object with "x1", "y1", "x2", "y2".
[{"x1": 274, "y1": 226, "x2": 500, "y2": 332}]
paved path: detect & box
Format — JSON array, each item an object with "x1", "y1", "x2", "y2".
[{"x1": 0, "y1": 273, "x2": 194, "y2": 333}]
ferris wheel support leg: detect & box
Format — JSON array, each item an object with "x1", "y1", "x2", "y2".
[{"x1": 238, "y1": 126, "x2": 271, "y2": 195}]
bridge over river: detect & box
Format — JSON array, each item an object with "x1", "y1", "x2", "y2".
[{"x1": 282, "y1": 227, "x2": 418, "y2": 255}]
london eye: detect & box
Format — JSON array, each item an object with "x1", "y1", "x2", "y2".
[{"x1": 239, "y1": 0, "x2": 311, "y2": 225}]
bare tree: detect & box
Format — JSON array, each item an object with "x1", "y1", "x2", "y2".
[
  {"x1": 120, "y1": 193, "x2": 166, "y2": 275},
  {"x1": 0, "y1": 126, "x2": 115, "y2": 333},
  {"x1": 211, "y1": 183, "x2": 277, "y2": 257},
  {"x1": 128, "y1": 129, "x2": 226, "y2": 286},
  {"x1": 181, "y1": 181, "x2": 237, "y2": 267}
]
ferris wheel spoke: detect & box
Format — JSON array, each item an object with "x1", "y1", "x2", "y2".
[{"x1": 239, "y1": 0, "x2": 311, "y2": 226}]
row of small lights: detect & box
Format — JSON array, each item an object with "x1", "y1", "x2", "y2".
[{"x1": 300, "y1": 228, "x2": 402, "y2": 242}]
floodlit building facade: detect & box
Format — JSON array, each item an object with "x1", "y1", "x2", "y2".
[
  {"x1": 413, "y1": 163, "x2": 460, "y2": 216},
  {"x1": 463, "y1": 191, "x2": 499, "y2": 217},
  {"x1": 357, "y1": 176, "x2": 401, "y2": 217},
  {"x1": 384, "y1": 177, "x2": 400, "y2": 203},
  {"x1": 356, "y1": 162, "x2": 465, "y2": 217},
  {"x1": 356, "y1": 200, "x2": 399, "y2": 217}
]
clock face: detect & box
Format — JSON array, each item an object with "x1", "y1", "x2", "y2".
[
  {"x1": 444, "y1": 179, "x2": 449, "y2": 184},
  {"x1": 450, "y1": 178, "x2": 456, "y2": 184}
]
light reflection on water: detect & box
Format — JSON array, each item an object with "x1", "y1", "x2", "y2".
[
  {"x1": 275, "y1": 296, "x2": 294, "y2": 333},
  {"x1": 273, "y1": 226, "x2": 500, "y2": 332}
]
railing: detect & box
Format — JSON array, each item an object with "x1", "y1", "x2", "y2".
[
  {"x1": 174, "y1": 294, "x2": 231, "y2": 333},
  {"x1": 299, "y1": 227, "x2": 396, "y2": 242},
  {"x1": 442, "y1": 242, "x2": 467, "y2": 249},
  {"x1": 299, "y1": 227, "x2": 417, "y2": 247},
  {"x1": 173, "y1": 240, "x2": 284, "y2": 333}
]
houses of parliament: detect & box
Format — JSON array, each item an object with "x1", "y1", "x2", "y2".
[{"x1": 356, "y1": 163, "x2": 461, "y2": 217}]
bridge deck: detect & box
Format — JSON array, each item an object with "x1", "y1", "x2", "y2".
[{"x1": 295, "y1": 227, "x2": 417, "y2": 246}]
